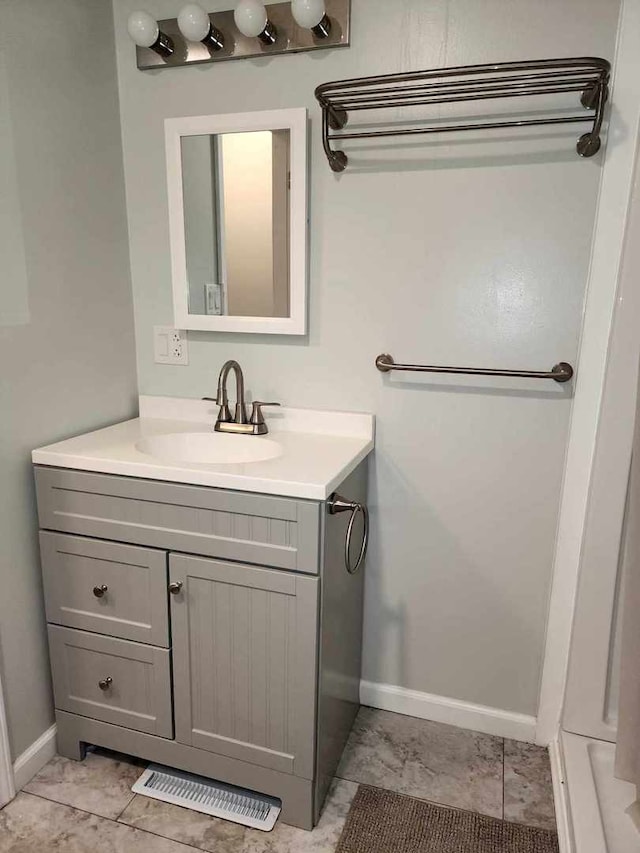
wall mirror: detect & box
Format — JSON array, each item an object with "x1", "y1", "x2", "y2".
[{"x1": 165, "y1": 108, "x2": 307, "y2": 334}]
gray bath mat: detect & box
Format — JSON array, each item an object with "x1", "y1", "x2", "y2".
[{"x1": 336, "y1": 785, "x2": 559, "y2": 853}]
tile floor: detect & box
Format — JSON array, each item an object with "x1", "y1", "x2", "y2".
[{"x1": 0, "y1": 708, "x2": 556, "y2": 852}]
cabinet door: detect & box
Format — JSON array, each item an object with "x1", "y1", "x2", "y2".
[{"x1": 170, "y1": 554, "x2": 319, "y2": 780}]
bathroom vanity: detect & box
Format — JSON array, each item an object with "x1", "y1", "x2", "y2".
[{"x1": 32, "y1": 397, "x2": 373, "y2": 829}]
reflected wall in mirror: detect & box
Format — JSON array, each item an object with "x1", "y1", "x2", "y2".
[{"x1": 166, "y1": 109, "x2": 307, "y2": 334}]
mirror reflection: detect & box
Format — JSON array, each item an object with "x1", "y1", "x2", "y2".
[{"x1": 181, "y1": 129, "x2": 290, "y2": 318}]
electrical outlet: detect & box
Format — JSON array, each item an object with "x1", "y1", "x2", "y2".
[{"x1": 154, "y1": 326, "x2": 189, "y2": 365}]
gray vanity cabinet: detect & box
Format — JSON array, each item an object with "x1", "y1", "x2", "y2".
[
  {"x1": 34, "y1": 462, "x2": 367, "y2": 830},
  {"x1": 170, "y1": 555, "x2": 319, "y2": 778}
]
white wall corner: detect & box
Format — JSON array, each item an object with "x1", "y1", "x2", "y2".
[
  {"x1": 549, "y1": 736, "x2": 574, "y2": 853},
  {"x1": 12, "y1": 724, "x2": 57, "y2": 791},
  {"x1": 360, "y1": 680, "x2": 537, "y2": 743}
]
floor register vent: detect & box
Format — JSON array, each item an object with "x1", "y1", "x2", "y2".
[{"x1": 132, "y1": 764, "x2": 282, "y2": 831}]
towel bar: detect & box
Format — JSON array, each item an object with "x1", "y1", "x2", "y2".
[{"x1": 375, "y1": 353, "x2": 574, "y2": 383}]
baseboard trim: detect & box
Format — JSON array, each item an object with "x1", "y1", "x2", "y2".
[
  {"x1": 13, "y1": 724, "x2": 57, "y2": 791},
  {"x1": 360, "y1": 680, "x2": 537, "y2": 742},
  {"x1": 549, "y1": 735, "x2": 573, "y2": 853}
]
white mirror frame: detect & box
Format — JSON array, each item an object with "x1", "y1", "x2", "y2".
[{"x1": 165, "y1": 108, "x2": 308, "y2": 335}]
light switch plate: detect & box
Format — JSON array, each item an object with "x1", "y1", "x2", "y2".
[
  {"x1": 204, "y1": 283, "x2": 222, "y2": 316},
  {"x1": 154, "y1": 326, "x2": 189, "y2": 365}
]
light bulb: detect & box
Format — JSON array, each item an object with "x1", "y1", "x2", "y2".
[
  {"x1": 127, "y1": 10, "x2": 174, "y2": 56},
  {"x1": 234, "y1": 0, "x2": 276, "y2": 44},
  {"x1": 178, "y1": 3, "x2": 224, "y2": 50},
  {"x1": 291, "y1": 0, "x2": 325, "y2": 29},
  {"x1": 127, "y1": 10, "x2": 159, "y2": 47},
  {"x1": 178, "y1": 4, "x2": 210, "y2": 41}
]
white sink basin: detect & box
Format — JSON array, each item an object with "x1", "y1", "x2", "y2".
[{"x1": 136, "y1": 432, "x2": 283, "y2": 465}]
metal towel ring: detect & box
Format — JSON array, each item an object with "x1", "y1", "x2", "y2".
[{"x1": 327, "y1": 493, "x2": 370, "y2": 575}]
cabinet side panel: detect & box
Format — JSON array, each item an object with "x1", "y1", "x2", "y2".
[{"x1": 315, "y1": 460, "x2": 367, "y2": 818}]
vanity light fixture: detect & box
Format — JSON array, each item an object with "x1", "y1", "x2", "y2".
[
  {"x1": 291, "y1": 0, "x2": 331, "y2": 38},
  {"x1": 178, "y1": 3, "x2": 224, "y2": 50},
  {"x1": 130, "y1": 0, "x2": 351, "y2": 71},
  {"x1": 127, "y1": 10, "x2": 175, "y2": 57},
  {"x1": 234, "y1": 0, "x2": 277, "y2": 45}
]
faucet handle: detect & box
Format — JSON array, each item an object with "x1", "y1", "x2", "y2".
[{"x1": 250, "y1": 401, "x2": 280, "y2": 426}]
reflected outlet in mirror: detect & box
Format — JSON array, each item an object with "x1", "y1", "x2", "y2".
[{"x1": 166, "y1": 109, "x2": 308, "y2": 335}]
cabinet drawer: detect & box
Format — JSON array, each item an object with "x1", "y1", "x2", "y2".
[
  {"x1": 41, "y1": 532, "x2": 169, "y2": 646},
  {"x1": 35, "y1": 467, "x2": 320, "y2": 574},
  {"x1": 48, "y1": 626, "x2": 173, "y2": 738}
]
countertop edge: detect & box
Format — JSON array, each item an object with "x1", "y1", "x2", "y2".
[{"x1": 31, "y1": 439, "x2": 374, "y2": 501}]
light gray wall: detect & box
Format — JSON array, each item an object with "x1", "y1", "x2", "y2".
[
  {"x1": 113, "y1": 0, "x2": 620, "y2": 716},
  {"x1": 0, "y1": 0, "x2": 137, "y2": 759}
]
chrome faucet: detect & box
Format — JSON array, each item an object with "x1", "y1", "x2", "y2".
[
  {"x1": 216, "y1": 360, "x2": 247, "y2": 426},
  {"x1": 210, "y1": 360, "x2": 279, "y2": 435}
]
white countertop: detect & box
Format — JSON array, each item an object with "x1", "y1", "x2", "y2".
[{"x1": 32, "y1": 396, "x2": 375, "y2": 500}]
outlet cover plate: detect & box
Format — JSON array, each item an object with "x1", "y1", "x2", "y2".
[{"x1": 154, "y1": 326, "x2": 189, "y2": 365}]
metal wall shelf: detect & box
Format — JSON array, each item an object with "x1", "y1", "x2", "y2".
[{"x1": 315, "y1": 57, "x2": 610, "y2": 172}]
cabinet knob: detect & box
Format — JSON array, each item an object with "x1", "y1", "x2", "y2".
[
  {"x1": 169, "y1": 581, "x2": 183, "y2": 595},
  {"x1": 98, "y1": 677, "x2": 113, "y2": 691},
  {"x1": 93, "y1": 585, "x2": 108, "y2": 598}
]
